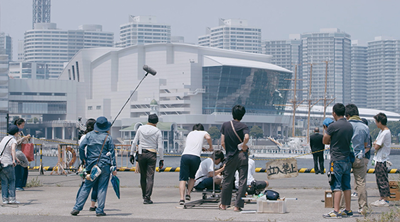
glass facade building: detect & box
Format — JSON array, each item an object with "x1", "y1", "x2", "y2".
[{"x1": 202, "y1": 66, "x2": 291, "y2": 114}]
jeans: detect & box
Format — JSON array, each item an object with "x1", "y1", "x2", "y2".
[
  {"x1": 73, "y1": 165, "x2": 110, "y2": 214},
  {"x1": 0, "y1": 165, "x2": 16, "y2": 200},
  {"x1": 330, "y1": 159, "x2": 352, "y2": 192},
  {"x1": 76, "y1": 179, "x2": 99, "y2": 202},
  {"x1": 15, "y1": 165, "x2": 28, "y2": 188},
  {"x1": 138, "y1": 151, "x2": 157, "y2": 200},
  {"x1": 220, "y1": 151, "x2": 248, "y2": 208}
]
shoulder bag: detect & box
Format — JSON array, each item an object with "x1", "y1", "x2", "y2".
[
  {"x1": 0, "y1": 137, "x2": 14, "y2": 171},
  {"x1": 87, "y1": 134, "x2": 108, "y2": 181},
  {"x1": 230, "y1": 121, "x2": 245, "y2": 150}
]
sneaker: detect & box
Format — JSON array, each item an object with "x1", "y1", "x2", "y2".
[
  {"x1": 8, "y1": 198, "x2": 20, "y2": 204},
  {"x1": 185, "y1": 194, "x2": 191, "y2": 201},
  {"x1": 351, "y1": 192, "x2": 357, "y2": 197},
  {"x1": 70, "y1": 209, "x2": 80, "y2": 216},
  {"x1": 2, "y1": 198, "x2": 8, "y2": 204},
  {"x1": 179, "y1": 200, "x2": 185, "y2": 205},
  {"x1": 339, "y1": 209, "x2": 353, "y2": 217},
  {"x1": 370, "y1": 199, "x2": 389, "y2": 207},
  {"x1": 358, "y1": 207, "x2": 367, "y2": 215},
  {"x1": 96, "y1": 212, "x2": 106, "y2": 216},
  {"x1": 143, "y1": 199, "x2": 153, "y2": 204},
  {"x1": 89, "y1": 206, "x2": 97, "y2": 211},
  {"x1": 15, "y1": 187, "x2": 24, "y2": 191},
  {"x1": 323, "y1": 210, "x2": 342, "y2": 219}
]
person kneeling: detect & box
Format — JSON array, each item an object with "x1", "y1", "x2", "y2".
[
  {"x1": 235, "y1": 157, "x2": 268, "y2": 196},
  {"x1": 194, "y1": 151, "x2": 225, "y2": 191}
]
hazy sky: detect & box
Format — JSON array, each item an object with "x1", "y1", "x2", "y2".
[{"x1": 1, "y1": 0, "x2": 399, "y2": 60}]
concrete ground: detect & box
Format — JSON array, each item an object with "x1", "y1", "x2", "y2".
[{"x1": 0, "y1": 171, "x2": 399, "y2": 222}]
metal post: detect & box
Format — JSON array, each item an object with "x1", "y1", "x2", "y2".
[
  {"x1": 307, "y1": 64, "x2": 313, "y2": 143},
  {"x1": 6, "y1": 113, "x2": 9, "y2": 134},
  {"x1": 292, "y1": 65, "x2": 297, "y2": 137}
]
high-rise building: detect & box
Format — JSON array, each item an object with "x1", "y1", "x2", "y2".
[
  {"x1": 367, "y1": 37, "x2": 400, "y2": 112},
  {"x1": 24, "y1": 23, "x2": 114, "y2": 79},
  {"x1": 301, "y1": 28, "x2": 351, "y2": 105},
  {"x1": 32, "y1": 0, "x2": 51, "y2": 28},
  {"x1": 350, "y1": 40, "x2": 367, "y2": 108},
  {"x1": 263, "y1": 34, "x2": 302, "y2": 101},
  {"x1": 18, "y1": 40, "x2": 24, "y2": 61},
  {"x1": 0, "y1": 33, "x2": 13, "y2": 61},
  {"x1": 116, "y1": 15, "x2": 171, "y2": 48},
  {"x1": 0, "y1": 55, "x2": 9, "y2": 139},
  {"x1": 198, "y1": 18, "x2": 261, "y2": 54}
]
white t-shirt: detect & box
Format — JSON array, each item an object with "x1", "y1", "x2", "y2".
[
  {"x1": 0, "y1": 136, "x2": 17, "y2": 167},
  {"x1": 79, "y1": 134, "x2": 89, "y2": 155},
  {"x1": 194, "y1": 158, "x2": 221, "y2": 186},
  {"x1": 374, "y1": 129, "x2": 391, "y2": 163},
  {"x1": 235, "y1": 158, "x2": 255, "y2": 188},
  {"x1": 182, "y1": 131, "x2": 209, "y2": 157}
]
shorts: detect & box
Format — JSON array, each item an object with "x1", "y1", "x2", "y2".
[
  {"x1": 330, "y1": 159, "x2": 352, "y2": 192},
  {"x1": 179, "y1": 154, "x2": 201, "y2": 181}
]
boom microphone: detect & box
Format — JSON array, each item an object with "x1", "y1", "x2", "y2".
[{"x1": 143, "y1": 65, "x2": 157, "y2": 76}]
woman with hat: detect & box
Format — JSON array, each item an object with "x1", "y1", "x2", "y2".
[
  {"x1": 71, "y1": 116, "x2": 117, "y2": 216},
  {"x1": 0, "y1": 125, "x2": 21, "y2": 204}
]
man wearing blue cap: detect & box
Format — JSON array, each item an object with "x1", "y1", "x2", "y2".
[{"x1": 71, "y1": 116, "x2": 117, "y2": 217}]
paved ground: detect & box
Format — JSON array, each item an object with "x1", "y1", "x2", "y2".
[{"x1": 0, "y1": 171, "x2": 399, "y2": 221}]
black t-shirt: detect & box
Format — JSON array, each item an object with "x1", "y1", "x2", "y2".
[
  {"x1": 326, "y1": 117, "x2": 353, "y2": 161},
  {"x1": 220, "y1": 120, "x2": 250, "y2": 158},
  {"x1": 310, "y1": 133, "x2": 324, "y2": 152}
]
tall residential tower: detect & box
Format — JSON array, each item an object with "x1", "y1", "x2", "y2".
[
  {"x1": 367, "y1": 37, "x2": 400, "y2": 112},
  {"x1": 24, "y1": 23, "x2": 114, "y2": 79},
  {"x1": 117, "y1": 15, "x2": 171, "y2": 48},
  {"x1": 198, "y1": 19, "x2": 261, "y2": 54},
  {"x1": 301, "y1": 28, "x2": 351, "y2": 105}
]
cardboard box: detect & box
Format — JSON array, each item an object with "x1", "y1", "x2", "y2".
[
  {"x1": 325, "y1": 190, "x2": 334, "y2": 208},
  {"x1": 257, "y1": 199, "x2": 287, "y2": 214},
  {"x1": 389, "y1": 181, "x2": 400, "y2": 201}
]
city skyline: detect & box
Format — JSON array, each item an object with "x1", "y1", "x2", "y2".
[{"x1": 1, "y1": 0, "x2": 400, "y2": 60}]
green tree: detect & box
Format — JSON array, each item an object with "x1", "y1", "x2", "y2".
[
  {"x1": 207, "y1": 126, "x2": 221, "y2": 141},
  {"x1": 250, "y1": 125, "x2": 264, "y2": 139},
  {"x1": 369, "y1": 121, "x2": 400, "y2": 143}
]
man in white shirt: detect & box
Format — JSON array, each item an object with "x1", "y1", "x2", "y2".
[
  {"x1": 194, "y1": 151, "x2": 225, "y2": 191},
  {"x1": 235, "y1": 158, "x2": 268, "y2": 195},
  {"x1": 129, "y1": 114, "x2": 164, "y2": 204},
  {"x1": 178, "y1": 124, "x2": 213, "y2": 205},
  {"x1": 370, "y1": 113, "x2": 391, "y2": 207}
]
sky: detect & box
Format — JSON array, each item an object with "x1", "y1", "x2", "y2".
[{"x1": 0, "y1": 0, "x2": 399, "y2": 60}]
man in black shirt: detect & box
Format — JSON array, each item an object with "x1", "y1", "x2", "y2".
[
  {"x1": 310, "y1": 128, "x2": 325, "y2": 174},
  {"x1": 219, "y1": 105, "x2": 250, "y2": 212},
  {"x1": 322, "y1": 103, "x2": 353, "y2": 219}
]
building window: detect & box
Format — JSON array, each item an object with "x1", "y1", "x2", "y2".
[
  {"x1": 24, "y1": 92, "x2": 37, "y2": 96},
  {"x1": 88, "y1": 106, "x2": 92, "y2": 110},
  {"x1": 10, "y1": 92, "x2": 22, "y2": 95},
  {"x1": 39, "y1": 93, "x2": 52, "y2": 96},
  {"x1": 76, "y1": 61, "x2": 80, "y2": 82},
  {"x1": 54, "y1": 93, "x2": 66, "y2": 96},
  {"x1": 96, "y1": 106, "x2": 101, "y2": 110},
  {"x1": 72, "y1": 65, "x2": 76, "y2": 80}
]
